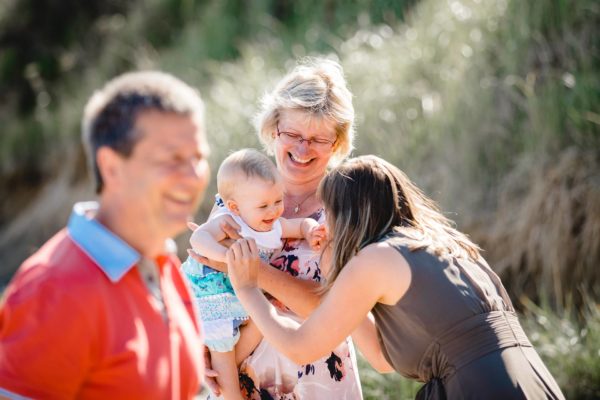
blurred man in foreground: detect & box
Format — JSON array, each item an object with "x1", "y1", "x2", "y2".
[{"x1": 0, "y1": 71, "x2": 209, "y2": 399}]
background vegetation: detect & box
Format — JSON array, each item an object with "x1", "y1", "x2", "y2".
[{"x1": 1, "y1": 0, "x2": 598, "y2": 398}]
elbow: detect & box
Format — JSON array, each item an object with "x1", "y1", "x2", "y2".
[
  {"x1": 282, "y1": 342, "x2": 323, "y2": 365},
  {"x1": 369, "y1": 356, "x2": 395, "y2": 373},
  {"x1": 372, "y1": 362, "x2": 395, "y2": 374},
  {"x1": 288, "y1": 349, "x2": 317, "y2": 365}
]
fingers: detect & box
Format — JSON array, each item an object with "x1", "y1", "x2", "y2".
[
  {"x1": 201, "y1": 346, "x2": 221, "y2": 395},
  {"x1": 227, "y1": 240, "x2": 241, "y2": 261},
  {"x1": 187, "y1": 221, "x2": 199, "y2": 231},
  {"x1": 313, "y1": 225, "x2": 327, "y2": 238},
  {"x1": 227, "y1": 238, "x2": 256, "y2": 257},
  {"x1": 226, "y1": 238, "x2": 260, "y2": 290},
  {"x1": 248, "y1": 236, "x2": 258, "y2": 256},
  {"x1": 204, "y1": 374, "x2": 221, "y2": 396},
  {"x1": 221, "y1": 216, "x2": 242, "y2": 239},
  {"x1": 187, "y1": 249, "x2": 206, "y2": 264},
  {"x1": 238, "y1": 237, "x2": 252, "y2": 256},
  {"x1": 190, "y1": 249, "x2": 228, "y2": 273}
]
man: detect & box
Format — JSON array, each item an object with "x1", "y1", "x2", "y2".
[{"x1": 0, "y1": 71, "x2": 209, "y2": 399}]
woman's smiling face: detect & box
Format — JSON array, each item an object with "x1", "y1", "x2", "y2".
[{"x1": 273, "y1": 109, "x2": 338, "y2": 186}]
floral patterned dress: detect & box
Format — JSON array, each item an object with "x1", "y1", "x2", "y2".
[{"x1": 238, "y1": 209, "x2": 363, "y2": 400}]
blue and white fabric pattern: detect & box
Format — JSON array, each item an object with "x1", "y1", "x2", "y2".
[{"x1": 182, "y1": 201, "x2": 282, "y2": 352}]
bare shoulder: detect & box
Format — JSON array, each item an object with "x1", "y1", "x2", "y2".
[
  {"x1": 350, "y1": 241, "x2": 412, "y2": 305},
  {"x1": 355, "y1": 241, "x2": 408, "y2": 266}
]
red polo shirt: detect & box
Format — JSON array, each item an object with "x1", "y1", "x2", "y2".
[{"x1": 0, "y1": 203, "x2": 204, "y2": 399}]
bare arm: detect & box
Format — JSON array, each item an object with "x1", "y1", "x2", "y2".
[
  {"x1": 280, "y1": 217, "x2": 326, "y2": 252},
  {"x1": 188, "y1": 218, "x2": 322, "y2": 317},
  {"x1": 188, "y1": 215, "x2": 235, "y2": 262},
  {"x1": 227, "y1": 239, "x2": 411, "y2": 366},
  {"x1": 256, "y1": 261, "x2": 321, "y2": 318},
  {"x1": 351, "y1": 313, "x2": 395, "y2": 373},
  {"x1": 318, "y1": 243, "x2": 394, "y2": 371},
  {"x1": 279, "y1": 217, "x2": 319, "y2": 239}
]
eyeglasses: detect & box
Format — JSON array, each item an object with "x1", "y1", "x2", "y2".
[{"x1": 276, "y1": 125, "x2": 336, "y2": 151}]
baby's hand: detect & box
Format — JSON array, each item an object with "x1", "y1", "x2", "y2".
[{"x1": 308, "y1": 224, "x2": 328, "y2": 251}]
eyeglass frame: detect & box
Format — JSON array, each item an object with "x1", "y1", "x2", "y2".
[{"x1": 276, "y1": 124, "x2": 337, "y2": 150}]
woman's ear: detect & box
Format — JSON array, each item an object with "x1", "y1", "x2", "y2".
[
  {"x1": 332, "y1": 136, "x2": 341, "y2": 152},
  {"x1": 226, "y1": 199, "x2": 241, "y2": 216}
]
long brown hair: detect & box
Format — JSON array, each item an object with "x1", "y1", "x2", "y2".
[{"x1": 318, "y1": 155, "x2": 481, "y2": 291}]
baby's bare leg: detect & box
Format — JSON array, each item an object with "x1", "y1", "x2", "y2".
[
  {"x1": 235, "y1": 319, "x2": 263, "y2": 366},
  {"x1": 210, "y1": 349, "x2": 243, "y2": 400}
]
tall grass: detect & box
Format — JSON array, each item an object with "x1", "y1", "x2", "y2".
[
  {"x1": 520, "y1": 299, "x2": 600, "y2": 399},
  {"x1": 357, "y1": 354, "x2": 422, "y2": 399},
  {"x1": 1, "y1": 0, "x2": 597, "y2": 302},
  {"x1": 0, "y1": 0, "x2": 598, "y2": 395}
]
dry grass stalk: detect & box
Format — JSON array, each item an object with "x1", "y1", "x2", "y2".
[{"x1": 475, "y1": 148, "x2": 600, "y2": 310}]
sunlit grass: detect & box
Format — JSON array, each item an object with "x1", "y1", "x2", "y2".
[
  {"x1": 0, "y1": 0, "x2": 598, "y2": 395},
  {"x1": 357, "y1": 353, "x2": 421, "y2": 400},
  {"x1": 520, "y1": 300, "x2": 600, "y2": 399}
]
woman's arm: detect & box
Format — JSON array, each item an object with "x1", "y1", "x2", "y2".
[
  {"x1": 228, "y1": 239, "x2": 411, "y2": 366},
  {"x1": 351, "y1": 313, "x2": 395, "y2": 373},
  {"x1": 255, "y1": 262, "x2": 322, "y2": 318}
]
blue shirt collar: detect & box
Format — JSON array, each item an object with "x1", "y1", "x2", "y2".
[{"x1": 67, "y1": 201, "x2": 140, "y2": 282}]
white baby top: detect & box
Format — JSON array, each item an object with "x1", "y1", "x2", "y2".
[{"x1": 211, "y1": 206, "x2": 283, "y2": 253}]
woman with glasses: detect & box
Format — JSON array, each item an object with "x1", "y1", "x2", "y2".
[{"x1": 200, "y1": 59, "x2": 369, "y2": 399}]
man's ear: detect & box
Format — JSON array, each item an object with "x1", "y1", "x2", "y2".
[
  {"x1": 226, "y1": 199, "x2": 241, "y2": 216},
  {"x1": 96, "y1": 147, "x2": 123, "y2": 190}
]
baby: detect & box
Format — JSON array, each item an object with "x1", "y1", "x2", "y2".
[{"x1": 181, "y1": 148, "x2": 325, "y2": 399}]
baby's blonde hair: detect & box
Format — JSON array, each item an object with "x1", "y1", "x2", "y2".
[{"x1": 217, "y1": 149, "x2": 280, "y2": 200}]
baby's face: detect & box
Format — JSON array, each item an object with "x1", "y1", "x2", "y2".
[{"x1": 231, "y1": 177, "x2": 285, "y2": 232}]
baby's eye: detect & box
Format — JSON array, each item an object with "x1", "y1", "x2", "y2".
[
  {"x1": 259, "y1": 205, "x2": 268, "y2": 209},
  {"x1": 275, "y1": 200, "x2": 283, "y2": 205}
]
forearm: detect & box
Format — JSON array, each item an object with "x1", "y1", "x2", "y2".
[
  {"x1": 280, "y1": 217, "x2": 320, "y2": 240},
  {"x1": 351, "y1": 312, "x2": 395, "y2": 373},
  {"x1": 236, "y1": 287, "x2": 317, "y2": 364},
  {"x1": 257, "y1": 262, "x2": 322, "y2": 318}
]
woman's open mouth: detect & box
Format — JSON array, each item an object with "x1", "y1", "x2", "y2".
[{"x1": 289, "y1": 153, "x2": 314, "y2": 166}]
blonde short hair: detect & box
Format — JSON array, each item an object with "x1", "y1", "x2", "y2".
[
  {"x1": 217, "y1": 148, "x2": 280, "y2": 200},
  {"x1": 255, "y1": 58, "x2": 355, "y2": 165}
]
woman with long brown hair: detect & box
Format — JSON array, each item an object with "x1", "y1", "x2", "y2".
[{"x1": 226, "y1": 155, "x2": 565, "y2": 399}]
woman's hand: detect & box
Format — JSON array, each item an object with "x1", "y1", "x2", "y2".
[
  {"x1": 202, "y1": 346, "x2": 221, "y2": 396},
  {"x1": 186, "y1": 250, "x2": 228, "y2": 273},
  {"x1": 186, "y1": 219, "x2": 242, "y2": 273},
  {"x1": 226, "y1": 238, "x2": 260, "y2": 291}
]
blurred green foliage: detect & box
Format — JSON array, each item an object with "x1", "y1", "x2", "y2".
[
  {"x1": 0, "y1": 0, "x2": 416, "y2": 225},
  {"x1": 0, "y1": 0, "x2": 598, "y2": 397},
  {"x1": 1, "y1": 0, "x2": 598, "y2": 294},
  {"x1": 0, "y1": 0, "x2": 414, "y2": 226},
  {"x1": 521, "y1": 299, "x2": 600, "y2": 400}
]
